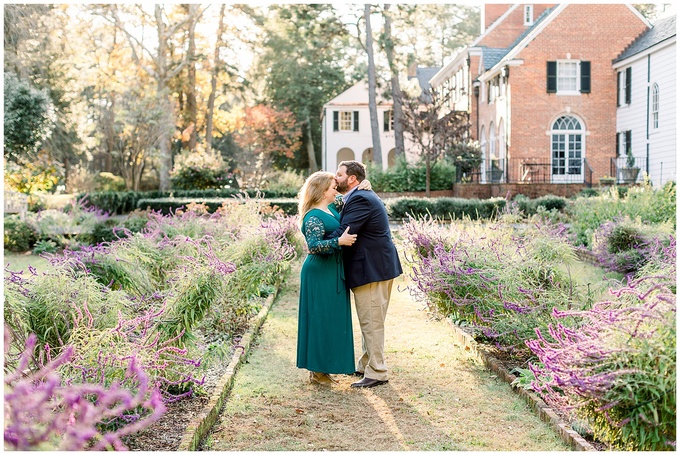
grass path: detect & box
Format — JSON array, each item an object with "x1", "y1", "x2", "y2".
[{"x1": 204, "y1": 260, "x2": 570, "y2": 451}]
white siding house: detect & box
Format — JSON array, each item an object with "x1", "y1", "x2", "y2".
[
  {"x1": 321, "y1": 81, "x2": 397, "y2": 173},
  {"x1": 613, "y1": 14, "x2": 676, "y2": 186},
  {"x1": 321, "y1": 68, "x2": 440, "y2": 173}
]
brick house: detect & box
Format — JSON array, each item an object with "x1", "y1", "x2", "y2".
[{"x1": 430, "y1": 4, "x2": 653, "y2": 198}]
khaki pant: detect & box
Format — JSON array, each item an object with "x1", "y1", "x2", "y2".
[{"x1": 351, "y1": 279, "x2": 393, "y2": 381}]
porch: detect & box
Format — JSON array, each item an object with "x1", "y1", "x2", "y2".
[{"x1": 452, "y1": 157, "x2": 595, "y2": 199}]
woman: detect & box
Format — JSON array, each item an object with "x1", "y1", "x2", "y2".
[{"x1": 296, "y1": 171, "x2": 366, "y2": 386}]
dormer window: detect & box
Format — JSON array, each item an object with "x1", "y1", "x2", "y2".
[{"x1": 524, "y1": 5, "x2": 534, "y2": 25}]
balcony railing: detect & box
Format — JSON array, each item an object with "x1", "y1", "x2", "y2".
[
  {"x1": 454, "y1": 157, "x2": 593, "y2": 186},
  {"x1": 610, "y1": 156, "x2": 647, "y2": 184}
]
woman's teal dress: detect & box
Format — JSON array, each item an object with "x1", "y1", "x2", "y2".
[{"x1": 296, "y1": 204, "x2": 355, "y2": 374}]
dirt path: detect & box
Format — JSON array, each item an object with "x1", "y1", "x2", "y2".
[{"x1": 204, "y1": 262, "x2": 571, "y2": 451}]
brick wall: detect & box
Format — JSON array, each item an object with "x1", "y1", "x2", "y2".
[
  {"x1": 477, "y1": 4, "x2": 649, "y2": 182},
  {"x1": 480, "y1": 4, "x2": 555, "y2": 48},
  {"x1": 452, "y1": 183, "x2": 588, "y2": 199}
]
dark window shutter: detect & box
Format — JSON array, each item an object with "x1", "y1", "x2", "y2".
[
  {"x1": 333, "y1": 111, "x2": 339, "y2": 131},
  {"x1": 616, "y1": 132, "x2": 620, "y2": 155},
  {"x1": 547, "y1": 61, "x2": 557, "y2": 93},
  {"x1": 580, "y1": 61, "x2": 591, "y2": 93},
  {"x1": 625, "y1": 130, "x2": 632, "y2": 155},
  {"x1": 353, "y1": 111, "x2": 359, "y2": 131},
  {"x1": 383, "y1": 111, "x2": 389, "y2": 131},
  {"x1": 617, "y1": 71, "x2": 621, "y2": 106},
  {"x1": 625, "y1": 67, "x2": 632, "y2": 104}
]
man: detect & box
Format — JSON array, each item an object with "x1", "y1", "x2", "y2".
[{"x1": 328, "y1": 160, "x2": 403, "y2": 388}]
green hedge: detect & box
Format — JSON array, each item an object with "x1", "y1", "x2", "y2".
[
  {"x1": 136, "y1": 198, "x2": 299, "y2": 216},
  {"x1": 367, "y1": 158, "x2": 456, "y2": 192},
  {"x1": 513, "y1": 194, "x2": 568, "y2": 216},
  {"x1": 387, "y1": 197, "x2": 507, "y2": 220},
  {"x1": 79, "y1": 189, "x2": 300, "y2": 215}
]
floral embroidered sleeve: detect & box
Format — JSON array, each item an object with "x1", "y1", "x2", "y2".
[
  {"x1": 332, "y1": 194, "x2": 344, "y2": 212},
  {"x1": 303, "y1": 215, "x2": 340, "y2": 255}
]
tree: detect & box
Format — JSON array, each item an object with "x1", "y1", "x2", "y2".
[
  {"x1": 400, "y1": 87, "x2": 472, "y2": 196},
  {"x1": 365, "y1": 4, "x2": 383, "y2": 168},
  {"x1": 382, "y1": 4, "x2": 405, "y2": 158},
  {"x1": 111, "y1": 86, "x2": 175, "y2": 191},
  {"x1": 100, "y1": 4, "x2": 203, "y2": 190},
  {"x1": 256, "y1": 4, "x2": 354, "y2": 173},
  {"x1": 393, "y1": 4, "x2": 480, "y2": 67},
  {"x1": 205, "y1": 4, "x2": 227, "y2": 154},
  {"x1": 3, "y1": 72, "x2": 54, "y2": 165},
  {"x1": 229, "y1": 105, "x2": 302, "y2": 188},
  {"x1": 4, "y1": 5, "x2": 85, "y2": 189}
]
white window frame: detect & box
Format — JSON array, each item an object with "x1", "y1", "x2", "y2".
[
  {"x1": 524, "y1": 5, "x2": 534, "y2": 25},
  {"x1": 338, "y1": 111, "x2": 354, "y2": 131},
  {"x1": 480, "y1": 126, "x2": 487, "y2": 183},
  {"x1": 651, "y1": 83, "x2": 659, "y2": 129},
  {"x1": 618, "y1": 71, "x2": 626, "y2": 106},
  {"x1": 556, "y1": 60, "x2": 580, "y2": 94},
  {"x1": 551, "y1": 115, "x2": 584, "y2": 182},
  {"x1": 384, "y1": 109, "x2": 394, "y2": 132}
]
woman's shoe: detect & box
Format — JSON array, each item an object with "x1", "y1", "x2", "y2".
[{"x1": 309, "y1": 371, "x2": 333, "y2": 386}]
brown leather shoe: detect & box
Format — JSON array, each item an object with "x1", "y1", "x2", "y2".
[{"x1": 350, "y1": 377, "x2": 388, "y2": 388}]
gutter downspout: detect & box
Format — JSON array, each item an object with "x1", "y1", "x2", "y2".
[{"x1": 322, "y1": 107, "x2": 327, "y2": 171}]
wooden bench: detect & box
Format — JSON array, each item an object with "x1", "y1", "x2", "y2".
[{"x1": 4, "y1": 191, "x2": 28, "y2": 220}]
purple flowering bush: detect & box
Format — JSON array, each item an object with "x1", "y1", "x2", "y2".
[
  {"x1": 4, "y1": 331, "x2": 165, "y2": 450},
  {"x1": 5, "y1": 201, "x2": 301, "y2": 443},
  {"x1": 591, "y1": 216, "x2": 674, "y2": 275},
  {"x1": 526, "y1": 271, "x2": 676, "y2": 450},
  {"x1": 402, "y1": 217, "x2": 589, "y2": 354}
]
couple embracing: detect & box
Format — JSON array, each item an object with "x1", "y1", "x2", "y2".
[{"x1": 296, "y1": 160, "x2": 403, "y2": 388}]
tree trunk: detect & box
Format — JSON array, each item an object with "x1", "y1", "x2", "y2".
[
  {"x1": 305, "y1": 116, "x2": 319, "y2": 173},
  {"x1": 425, "y1": 152, "x2": 431, "y2": 197},
  {"x1": 383, "y1": 4, "x2": 405, "y2": 159},
  {"x1": 185, "y1": 4, "x2": 198, "y2": 151},
  {"x1": 205, "y1": 4, "x2": 226, "y2": 154},
  {"x1": 364, "y1": 4, "x2": 382, "y2": 167}
]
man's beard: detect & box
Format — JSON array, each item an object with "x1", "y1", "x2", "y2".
[{"x1": 336, "y1": 180, "x2": 349, "y2": 194}]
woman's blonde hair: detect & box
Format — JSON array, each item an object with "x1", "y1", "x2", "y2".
[{"x1": 298, "y1": 171, "x2": 334, "y2": 228}]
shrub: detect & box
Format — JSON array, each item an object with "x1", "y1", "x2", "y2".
[
  {"x1": 90, "y1": 219, "x2": 125, "y2": 244},
  {"x1": 137, "y1": 198, "x2": 298, "y2": 216},
  {"x1": 527, "y1": 274, "x2": 676, "y2": 451},
  {"x1": 4, "y1": 215, "x2": 39, "y2": 252},
  {"x1": 366, "y1": 156, "x2": 456, "y2": 192},
  {"x1": 568, "y1": 182, "x2": 676, "y2": 247},
  {"x1": 4, "y1": 333, "x2": 165, "y2": 451},
  {"x1": 387, "y1": 197, "x2": 505, "y2": 220},
  {"x1": 170, "y1": 150, "x2": 238, "y2": 190},
  {"x1": 261, "y1": 169, "x2": 305, "y2": 193},
  {"x1": 402, "y1": 218, "x2": 587, "y2": 354},
  {"x1": 32, "y1": 239, "x2": 58, "y2": 255},
  {"x1": 591, "y1": 217, "x2": 675, "y2": 274},
  {"x1": 93, "y1": 171, "x2": 127, "y2": 192}
]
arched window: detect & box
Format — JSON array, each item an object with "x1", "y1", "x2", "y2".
[
  {"x1": 652, "y1": 83, "x2": 659, "y2": 129},
  {"x1": 337, "y1": 148, "x2": 354, "y2": 164},
  {"x1": 387, "y1": 148, "x2": 396, "y2": 168},
  {"x1": 551, "y1": 115, "x2": 584, "y2": 181},
  {"x1": 361, "y1": 148, "x2": 374, "y2": 164}
]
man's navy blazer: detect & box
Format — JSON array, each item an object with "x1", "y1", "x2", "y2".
[{"x1": 327, "y1": 189, "x2": 403, "y2": 289}]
